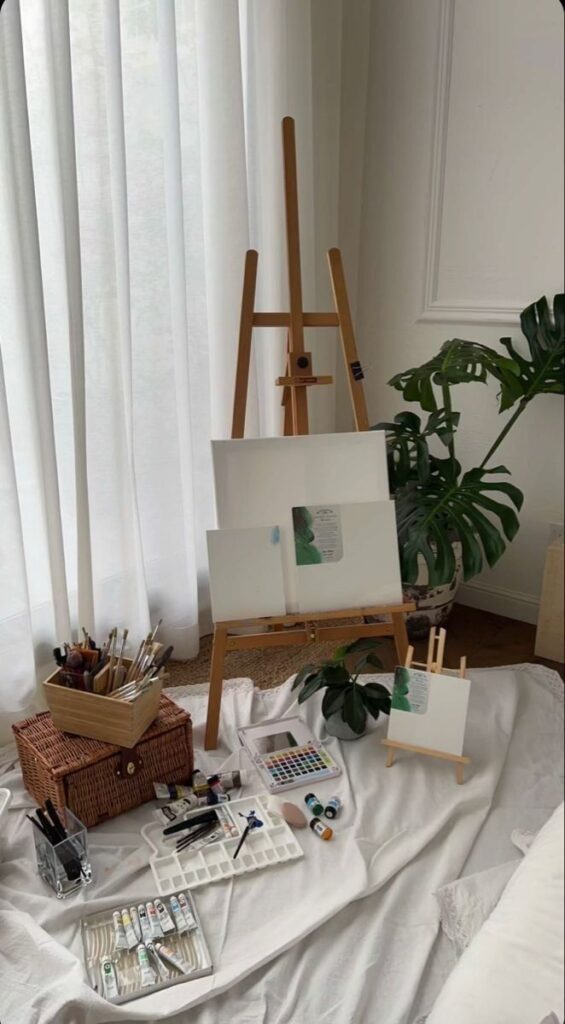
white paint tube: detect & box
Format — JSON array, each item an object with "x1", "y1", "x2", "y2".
[
  {"x1": 100, "y1": 957, "x2": 119, "y2": 1000},
  {"x1": 156, "y1": 795, "x2": 209, "y2": 824},
  {"x1": 146, "y1": 941, "x2": 169, "y2": 980},
  {"x1": 169, "y1": 895, "x2": 188, "y2": 934},
  {"x1": 120, "y1": 908, "x2": 138, "y2": 950},
  {"x1": 154, "y1": 898, "x2": 176, "y2": 934},
  {"x1": 136, "y1": 944, "x2": 157, "y2": 987},
  {"x1": 137, "y1": 903, "x2": 152, "y2": 944},
  {"x1": 112, "y1": 910, "x2": 127, "y2": 951},
  {"x1": 154, "y1": 941, "x2": 193, "y2": 975},
  {"x1": 177, "y1": 892, "x2": 198, "y2": 932},
  {"x1": 146, "y1": 901, "x2": 163, "y2": 938},
  {"x1": 129, "y1": 906, "x2": 142, "y2": 943}
]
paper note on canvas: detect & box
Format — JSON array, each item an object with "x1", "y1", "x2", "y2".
[{"x1": 293, "y1": 506, "x2": 343, "y2": 565}]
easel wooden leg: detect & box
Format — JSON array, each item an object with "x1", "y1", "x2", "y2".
[
  {"x1": 386, "y1": 747, "x2": 395, "y2": 767},
  {"x1": 327, "y1": 247, "x2": 370, "y2": 432},
  {"x1": 204, "y1": 627, "x2": 228, "y2": 750},
  {"x1": 282, "y1": 118, "x2": 309, "y2": 436},
  {"x1": 455, "y1": 762, "x2": 465, "y2": 785},
  {"x1": 232, "y1": 250, "x2": 258, "y2": 439},
  {"x1": 391, "y1": 612, "x2": 409, "y2": 664}
]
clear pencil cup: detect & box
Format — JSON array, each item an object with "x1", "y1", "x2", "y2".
[{"x1": 33, "y1": 808, "x2": 92, "y2": 898}]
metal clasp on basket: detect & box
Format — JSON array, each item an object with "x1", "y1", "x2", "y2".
[{"x1": 116, "y1": 748, "x2": 143, "y2": 779}]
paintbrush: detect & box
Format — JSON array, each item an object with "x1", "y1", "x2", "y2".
[{"x1": 110, "y1": 627, "x2": 128, "y2": 692}]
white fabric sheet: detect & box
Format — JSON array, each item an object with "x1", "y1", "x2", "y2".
[{"x1": 0, "y1": 664, "x2": 563, "y2": 1024}]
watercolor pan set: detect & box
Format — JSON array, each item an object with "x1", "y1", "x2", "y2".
[
  {"x1": 81, "y1": 889, "x2": 212, "y2": 1004},
  {"x1": 141, "y1": 794, "x2": 303, "y2": 896},
  {"x1": 238, "y1": 717, "x2": 342, "y2": 793}
]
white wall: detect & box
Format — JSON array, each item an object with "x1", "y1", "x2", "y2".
[{"x1": 339, "y1": 0, "x2": 564, "y2": 622}]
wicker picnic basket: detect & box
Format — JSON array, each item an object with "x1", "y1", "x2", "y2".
[{"x1": 12, "y1": 694, "x2": 193, "y2": 828}]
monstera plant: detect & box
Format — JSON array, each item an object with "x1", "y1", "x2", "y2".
[{"x1": 374, "y1": 293, "x2": 564, "y2": 589}]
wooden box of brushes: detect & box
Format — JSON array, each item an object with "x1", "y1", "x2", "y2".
[{"x1": 43, "y1": 647, "x2": 165, "y2": 747}]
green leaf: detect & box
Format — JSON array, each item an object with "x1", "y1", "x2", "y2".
[
  {"x1": 297, "y1": 673, "x2": 325, "y2": 704},
  {"x1": 342, "y1": 684, "x2": 367, "y2": 734},
  {"x1": 331, "y1": 645, "x2": 349, "y2": 662},
  {"x1": 291, "y1": 664, "x2": 318, "y2": 691},
  {"x1": 396, "y1": 462, "x2": 524, "y2": 585},
  {"x1": 388, "y1": 338, "x2": 522, "y2": 412},
  {"x1": 361, "y1": 682, "x2": 392, "y2": 720},
  {"x1": 498, "y1": 293, "x2": 565, "y2": 410},
  {"x1": 321, "y1": 686, "x2": 346, "y2": 719},
  {"x1": 343, "y1": 638, "x2": 383, "y2": 656},
  {"x1": 363, "y1": 681, "x2": 391, "y2": 700},
  {"x1": 372, "y1": 409, "x2": 460, "y2": 490},
  {"x1": 321, "y1": 664, "x2": 350, "y2": 685}
]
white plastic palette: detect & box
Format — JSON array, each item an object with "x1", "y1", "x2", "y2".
[{"x1": 141, "y1": 795, "x2": 303, "y2": 895}]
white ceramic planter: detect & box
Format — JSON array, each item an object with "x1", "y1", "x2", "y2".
[
  {"x1": 324, "y1": 711, "x2": 366, "y2": 741},
  {"x1": 402, "y1": 541, "x2": 463, "y2": 641}
]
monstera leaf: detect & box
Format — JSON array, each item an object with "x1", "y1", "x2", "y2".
[
  {"x1": 395, "y1": 459, "x2": 524, "y2": 585},
  {"x1": 389, "y1": 339, "x2": 521, "y2": 412},
  {"x1": 372, "y1": 410, "x2": 460, "y2": 488},
  {"x1": 498, "y1": 294, "x2": 565, "y2": 410}
]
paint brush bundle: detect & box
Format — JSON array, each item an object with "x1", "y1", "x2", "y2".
[
  {"x1": 51, "y1": 621, "x2": 172, "y2": 701},
  {"x1": 30, "y1": 801, "x2": 92, "y2": 898}
]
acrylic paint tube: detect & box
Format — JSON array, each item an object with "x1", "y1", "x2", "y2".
[
  {"x1": 154, "y1": 941, "x2": 192, "y2": 975},
  {"x1": 304, "y1": 793, "x2": 324, "y2": 816},
  {"x1": 324, "y1": 797, "x2": 341, "y2": 819},
  {"x1": 214, "y1": 804, "x2": 239, "y2": 838},
  {"x1": 153, "y1": 782, "x2": 195, "y2": 801},
  {"x1": 146, "y1": 942, "x2": 169, "y2": 980},
  {"x1": 136, "y1": 944, "x2": 157, "y2": 987},
  {"x1": 112, "y1": 910, "x2": 127, "y2": 951},
  {"x1": 177, "y1": 892, "x2": 198, "y2": 932},
  {"x1": 207, "y1": 775, "x2": 225, "y2": 799},
  {"x1": 207, "y1": 770, "x2": 242, "y2": 791},
  {"x1": 190, "y1": 769, "x2": 208, "y2": 794},
  {"x1": 157, "y1": 795, "x2": 209, "y2": 824},
  {"x1": 146, "y1": 901, "x2": 163, "y2": 938},
  {"x1": 100, "y1": 957, "x2": 119, "y2": 1000},
  {"x1": 137, "y1": 903, "x2": 153, "y2": 944},
  {"x1": 129, "y1": 906, "x2": 142, "y2": 943},
  {"x1": 154, "y1": 898, "x2": 176, "y2": 934},
  {"x1": 120, "y1": 908, "x2": 138, "y2": 950},
  {"x1": 169, "y1": 895, "x2": 188, "y2": 934},
  {"x1": 309, "y1": 817, "x2": 333, "y2": 840}
]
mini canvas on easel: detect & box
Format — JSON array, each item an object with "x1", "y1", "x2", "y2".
[{"x1": 383, "y1": 628, "x2": 471, "y2": 784}]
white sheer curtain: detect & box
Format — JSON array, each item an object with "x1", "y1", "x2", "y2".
[{"x1": 0, "y1": 0, "x2": 343, "y2": 738}]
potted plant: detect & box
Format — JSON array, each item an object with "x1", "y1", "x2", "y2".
[
  {"x1": 292, "y1": 639, "x2": 391, "y2": 739},
  {"x1": 372, "y1": 293, "x2": 564, "y2": 638}
]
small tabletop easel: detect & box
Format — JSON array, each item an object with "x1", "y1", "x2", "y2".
[
  {"x1": 204, "y1": 117, "x2": 415, "y2": 750},
  {"x1": 382, "y1": 627, "x2": 471, "y2": 784}
]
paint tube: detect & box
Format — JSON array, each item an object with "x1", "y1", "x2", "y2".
[
  {"x1": 169, "y1": 895, "x2": 188, "y2": 934},
  {"x1": 153, "y1": 782, "x2": 195, "y2": 801},
  {"x1": 120, "y1": 908, "x2": 138, "y2": 950},
  {"x1": 136, "y1": 944, "x2": 157, "y2": 987},
  {"x1": 177, "y1": 892, "x2": 198, "y2": 932},
  {"x1": 190, "y1": 769, "x2": 208, "y2": 794},
  {"x1": 154, "y1": 941, "x2": 193, "y2": 975},
  {"x1": 146, "y1": 901, "x2": 163, "y2": 938},
  {"x1": 129, "y1": 906, "x2": 142, "y2": 943},
  {"x1": 156, "y1": 795, "x2": 210, "y2": 824},
  {"x1": 137, "y1": 903, "x2": 152, "y2": 943},
  {"x1": 154, "y1": 898, "x2": 176, "y2": 934},
  {"x1": 207, "y1": 774, "x2": 225, "y2": 799},
  {"x1": 112, "y1": 910, "x2": 127, "y2": 951},
  {"x1": 215, "y1": 804, "x2": 239, "y2": 838},
  {"x1": 100, "y1": 957, "x2": 119, "y2": 1000},
  {"x1": 146, "y1": 941, "x2": 169, "y2": 980},
  {"x1": 207, "y1": 770, "x2": 242, "y2": 791}
]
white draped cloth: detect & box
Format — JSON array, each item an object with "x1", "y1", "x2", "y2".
[{"x1": 0, "y1": 664, "x2": 562, "y2": 1024}]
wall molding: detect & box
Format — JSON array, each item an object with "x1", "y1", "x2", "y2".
[
  {"x1": 418, "y1": 0, "x2": 523, "y2": 328},
  {"x1": 457, "y1": 580, "x2": 539, "y2": 625}
]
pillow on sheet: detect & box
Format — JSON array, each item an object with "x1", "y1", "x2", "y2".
[
  {"x1": 435, "y1": 858, "x2": 520, "y2": 957},
  {"x1": 427, "y1": 803, "x2": 564, "y2": 1024}
]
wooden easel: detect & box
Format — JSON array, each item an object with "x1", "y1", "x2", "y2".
[
  {"x1": 382, "y1": 628, "x2": 471, "y2": 784},
  {"x1": 204, "y1": 117, "x2": 415, "y2": 750}
]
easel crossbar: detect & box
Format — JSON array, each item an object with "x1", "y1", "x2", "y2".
[{"x1": 215, "y1": 602, "x2": 415, "y2": 630}]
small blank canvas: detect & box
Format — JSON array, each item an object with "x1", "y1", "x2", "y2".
[
  {"x1": 387, "y1": 667, "x2": 471, "y2": 756},
  {"x1": 207, "y1": 526, "x2": 286, "y2": 622},
  {"x1": 295, "y1": 500, "x2": 402, "y2": 613}
]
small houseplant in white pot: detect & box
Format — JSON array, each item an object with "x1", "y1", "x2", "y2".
[
  {"x1": 292, "y1": 639, "x2": 390, "y2": 740},
  {"x1": 373, "y1": 293, "x2": 564, "y2": 638}
]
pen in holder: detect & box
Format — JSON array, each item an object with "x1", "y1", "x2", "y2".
[{"x1": 32, "y1": 806, "x2": 92, "y2": 899}]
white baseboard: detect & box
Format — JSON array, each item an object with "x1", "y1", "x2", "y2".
[{"x1": 457, "y1": 581, "x2": 540, "y2": 625}]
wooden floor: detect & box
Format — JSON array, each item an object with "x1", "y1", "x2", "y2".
[{"x1": 411, "y1": 604, "x2": 563, "y2": 678}]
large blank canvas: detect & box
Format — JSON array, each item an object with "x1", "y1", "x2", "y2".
[
  {"x1": 387, "y1": 667, "x2": 471, "y2": 756},
  {"x1": 295, "y1": 501, "x2": 402, "y2": 612},
  {"x1": 207, "y1": 526, "x2": 286, "y2": 621},
  {"x1": 212, "y1": 432, "x2": 390, "y2": 611}
]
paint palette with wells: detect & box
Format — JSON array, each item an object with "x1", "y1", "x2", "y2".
[{"x1": 141, "y1": 794, "x2": 304, "y2": 895}]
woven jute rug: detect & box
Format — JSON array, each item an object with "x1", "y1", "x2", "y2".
[{"x1": 166, "y1": 629, "x2": 400, "y2": 690}]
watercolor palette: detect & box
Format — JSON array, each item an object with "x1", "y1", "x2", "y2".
[
  {"x1": 81, "y1": 889, "x2": 212, "y2": 1004},
  {"x1": 238, "y1": 716, "x2": 342, "y2": 793},
  {"x1": 141, "y1": 795, "x2": 303, "y2": 896}
]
